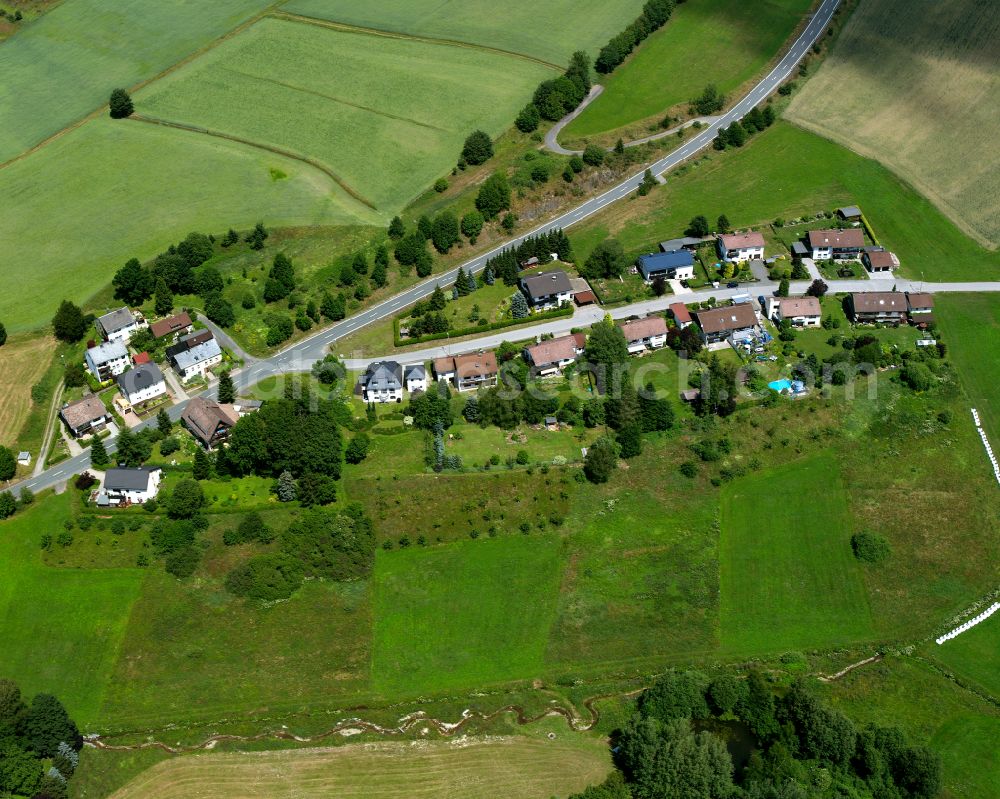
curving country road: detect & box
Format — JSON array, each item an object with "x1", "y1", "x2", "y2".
[{"x1": 0, "y1": 0, "x2": 932, "y2": 498}]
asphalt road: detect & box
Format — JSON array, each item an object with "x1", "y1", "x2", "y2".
[{"x1": 0, "y1": 0, "x2": 906, "y2": 498}]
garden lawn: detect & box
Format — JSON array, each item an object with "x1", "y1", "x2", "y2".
[
  {"x1": 444, "y1": 422, "x2": 599, "y2": 466},
  {"x1": 935, "y1": 294, "x2": 1000, "y2": 443},
  {"x1": 927, "y1": 616, "x2": 1000, "y2": 701},
  {"x1": 279, "y1": 0, "x2": 647, "y2": 64},
  {"x1": 137, "y1": 17, "x2": 555, "y2": 214},
  {"x1": 372, "y1": 535, "x2": 563, "y2": 696},
  {"x1": 0, "y1": 493, "x2": 145, "y2": 726},
  {"x1": 562, "y1": 0, "x2": 813, "y2": 141},
  {"x1": 719, "y1": 452, "x2": 873, "y2": 654},
  {"x1": 787, "y1": 0, "x2": 1000, "y2": 247},
  {"x1": 570, "y1": 121, "x2": 1000, "y2": 282},
  {"x1": 0, "y1": 116, "x2": 361, "y2": 332},
  {"x1": 0, "y1": 0, "x2": 274, "y2": 162}
]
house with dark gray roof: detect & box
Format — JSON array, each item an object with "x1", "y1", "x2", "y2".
[
  {"x1": 361, "y1": 361, "x2": 404, "y2": 403},
  {"x1": 519, "y1": 269, "x2": 573, "y2": 310},
  {"x1": 100, "y1": 467, "x2": 162, "y2": 506},
  {"x1": 404, "y1": 364, "x2": 427, "y2": 393},
  {"x1": 95, "y1": 307, "x2": 145, "y2": 343},
  {"x1": 172, "y1": 337, "x2": 222, "y2": 381},
  {"x1": 117, "y1": 362, "x2": 167, "y2": 406},
  {"x1": 636, "y1": 250, "x2": 695, "y2": 282}
]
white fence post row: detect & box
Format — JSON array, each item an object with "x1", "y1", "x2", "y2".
[
  {"x1": 936, "y1": 602, "x2": 1000, "y2": 645},
  {"x1": 971, "y1": 409, "x2": 1000, "y2": 486}
]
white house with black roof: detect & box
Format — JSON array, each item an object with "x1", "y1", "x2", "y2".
[
  {"x1": 117, "y1": 362, "x2": 167, "y2": 407},
  {"x1": 519, "y1": 269, "x2": 573, "y2": 310},
  {"x1": 404, "y1": 363, "x2": 427, "y2": 393},
  {"x1": 95, "y1": 307, "x2": 145, "y2": 344},
  {"x1": 99, "y1": 467, "x2": 162, "y2": 506},
  {"x1": 361, "y1": 361, "x2": 404, "y2": 403}
]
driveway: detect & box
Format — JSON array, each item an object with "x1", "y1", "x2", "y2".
[{"x1": 802, "y1": 258, "x2": 822, "y2": 281}]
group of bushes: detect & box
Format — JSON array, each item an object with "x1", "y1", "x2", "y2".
[
  {"x1": 572, "y1": 669, "x2": 940, "y2": 799},
  {"x1": 478, "y1": 229, "x2": 573, "y2": 286},
  {"x1": 712, "y1": 104, "x2": 776, "y2": 151},
  {"x1": 516, "y1": 51, "x2": 593, "y2": 132}
]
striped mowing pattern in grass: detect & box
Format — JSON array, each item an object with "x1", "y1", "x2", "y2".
[
  {"x1": 0, "y1": 0, "x2": 275, "y2": 164},
  {"x1": 136, "y1": 17, "x2": 555, "y2": 213},
  {"x1": 279, "y1": 0, "x2": 647, "y2": 63},
  {"x1": 719, "y1": 452, "x2": 874, "y2": 654}
]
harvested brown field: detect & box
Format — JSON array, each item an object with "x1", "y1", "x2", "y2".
[
  {"x1": 0, "y1": 333, "x2": 56, "y2": 447},
  {"x1": 786, "y1": 0, "x2": 1000, "y2": 248},
  {"x1": 108, "y1": 736, "x2": 612, "y2": 799}
]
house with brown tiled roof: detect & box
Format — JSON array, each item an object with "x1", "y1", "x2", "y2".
[
  {"x1": 693, "y1": 304, "x2": 759, "y2": 344},
  {"x1": 807, "y1": 228, "x2": 865, "y2": 260},
  {"x1": 524, "y1": 334, "x2": 584, "y2": 376},
  {"x1": 717, "y1": 232, "x2": 765, "y2": 263},
  {"x1": 433, "y1": 351, "x2": 498, "y2": 392},
  {"x1": 906, "y1": 293, "x2": 934, "y2": 327},
  {"x1": 619, "y1": 316, "x2": 668, "y2": 353},
  {"x1": 848, "y1": 292, "x2": 908, "y2": 324},
  {"x1": 766, "y1": 296, "x2": 822, "y2": 328},
  {"x1": 862, "y1": 249, "x2": 899, "y2": 273},
  {"x1": 181, "y1": 396, "x2": 240, "y2": 449},
  {"x1": 150, "y1": 312, "x2": 194, "y2": 340},
  {"x1": 60, "y1": 395, "x2": 113, "y2": 438}
]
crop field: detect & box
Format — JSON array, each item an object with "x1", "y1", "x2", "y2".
[
  {"x1": 108, "y1": 736, "x2": 612, "y2": 799},
  {"x1": 372, "y1": 535, "x2": 563, "y2": 696},
  {"x1": 0, "y1": 493, "x2": 145, "y2": 726},
  {"x1": 279, "y1": 0, "x2": 647, "y2": 64},
  {"x1": 935, "y1": 294, "x2": 1000, "y2": 443},
  {"x1": 571, "y1": 121, "x2": 1000, "y2": 281},
  {"x1": 0, "y1": 0, "x2": 274, "y2": 163},
  {"x1": 0, "y1": 116, "x2": 360, "y2": 332},
  {"x1": 562, "y1": 0, "x2": 812, "y2": 142},
  {"x1": 0, "y1": 333, "x2": 55, "y2": 447},
  {"x1": 786, "y1": 0, "x2": 1000, "y2": 248},
  {"x1": 720, "y1": 453, "x2": 874, "y2": 654},
  {"x1": 136, "y1": 17, "x2": 554, "y2": 213}
]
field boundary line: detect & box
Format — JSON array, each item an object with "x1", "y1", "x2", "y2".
[
  {"x1": 269, "y1": 10, "x2": 565, "y2": 72},
  {"x1": 219, "y1": 66, "x2": 450, "y2": 132},
  {"x1": 127, "y1": 114, "x2": 379, "y2": 211},
  {"x1": 0, "y1": 2, "x2": 284, "y2": 174}
]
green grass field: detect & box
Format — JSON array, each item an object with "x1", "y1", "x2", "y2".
[
  {"x1": 786, "y1": 0, "x2": 1000, "y2": 247},
  {"x1": 929, "y1": 616, "x2": 1000, "y2": 701},
  {"x1": 571, "y1": 121, "x2": 1000, "y2": 282},
  {"x1": 107, "y1": 735, "x2": 612, "y2": 799},
  {"x1": 0, "y1": 116, "x2": 361, "y2": 332},
  {"x1": 136, "y1": 17, "x2": 554, "y2": 213},
  {"x1": 372, "y1": 535, "x2": 563, "y2": 696},
  {"x1": 0, "y1": 0, "x2": 274, "y2": 163},
  {"x1": 0, "y1": 493, "x2": 144, "y2": 726},
  {"x1": 279, "y1": 0, "x2": 646, "y2": 64},
  {"x1": 562, "y1": 0, "x2": 812, "y2": 141},
  {"x1": 936, "y1": 294, "x2": 1000, "y2": 443},
  {"x1": 719, "y1": 453, "x2": 873, "y2": 654}
]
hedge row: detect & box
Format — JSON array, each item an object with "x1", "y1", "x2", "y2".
[{"x1": 393, "y1": 304, "x2": 573, "y2": 347}]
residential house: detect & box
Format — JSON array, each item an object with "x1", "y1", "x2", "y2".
[
  {"x1": 659, "y1": 237, "x2": 704, "y2": 253},
  {"x1": 519, "y1": 269, "x2": 573, "y2": 310},
  {"x1": 361, "y1": 361, "x2": 404, "y2": 403},
  {"x1": 165, "y1": 329, "x2": 214, "y2": 361},
  {"x1": 85, "y1": 340, "x2": 130, "y2": 381},
  {"x1": 807, "y1": 228, "x2": 865, "y2": 260},
  {"x1": 848, "y1": 292, "x2": 908, "y2": 324},
  {"x1": 717, "y1": 232, "x2": 765, "y2": 263},
  {"x1": 433, "y1": 351, "x2": 499, "y2": 392},
  {"x1": 60, "y1": 395, "x2": 113, "y2": 438},
  {"x1": 862, "y1": 248, "x2": 899, "y2": 273},
  {"x1": 524, "y1": 333, "x2": 584, "y2": 376},
  {"x1": 636, "y1": 250, "x2": 695, "y2": 282},
  {"x1": 117, "y1": 362, "x2": 167, "y2": 407},
  {"x1": 404, "y1": 364, "x2": 427, "y2": 393},
  {"x1": 693, "y1": 304, "x2": 759, "y2": 344},
  {"x1": 766, "y1": 296, "x2": 822, "y2": 328},
  {"x1": 150, "y1": 312, "x2": 194, "y2": 340},
  {"x1": 619, "y1": 316, "x2": 668, "y2": 354},
  {"x1": 181, "y1": 396, "x2": 239, "y2": 449},
  {"x1": 171, "y1": 337, "x2": 223, "y2": 381},
  {"x1": 906, "y1": 292, "x2": 935, "y2": 327},
  {"x1": 669, "y1": 302, "x2": 692, "y2": 329},
  {"x1": 95, "y1": 307, "x2": 144, "y2": 343},
  {"x1": 99, "y1": 467, "x2": 162, "y2": 506}
]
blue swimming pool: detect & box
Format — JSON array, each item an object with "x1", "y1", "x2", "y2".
[{"x1": 768, "y1": 379, "x2": 792, "y2": 392}]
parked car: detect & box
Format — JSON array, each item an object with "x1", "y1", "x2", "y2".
[{"x1": 726, "y1": 281, "x2": 739, "y2": 288}]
